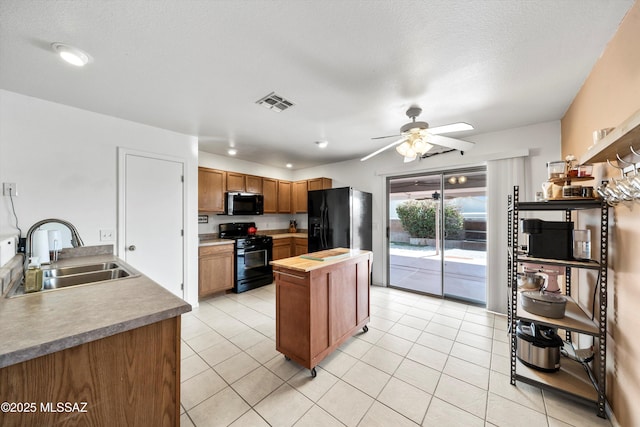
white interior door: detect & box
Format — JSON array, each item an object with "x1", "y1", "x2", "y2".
[{"x1": 120, "y1": 151, "x2": 184, "y2": 297}]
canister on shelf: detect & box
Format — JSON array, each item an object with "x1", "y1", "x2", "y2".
[
  {"x1": 577, "y1": 163, "x2": 593, "y2": 177},
  {"x1": 547, "y1": 161, "x2": 566, "y2": 180},
  {"x1": 562, "y1": 185, "x2": 582, "y2": 198}
]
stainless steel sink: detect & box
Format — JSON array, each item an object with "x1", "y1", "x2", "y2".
[
  {"x1": 43, "y1": 269, "x2": 130, "y2": 289},
  {"x1": 6, "y1": 261, "x2": 137, "y2": 297},
  {"x1": 43, "y1": 262, "x2": 120, "y2": 278}
]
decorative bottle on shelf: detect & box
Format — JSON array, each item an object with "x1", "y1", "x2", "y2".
[{"x1": 24, "y1": 257, "x2": 43, "y2": 293}]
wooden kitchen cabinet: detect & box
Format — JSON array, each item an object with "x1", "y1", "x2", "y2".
[
  {"x1": 293, "y1": 180, "x2": 308, "y2": 213},
  {"x1": 262, "y1": 178, "x2": 278, "y2": 213},
  {"x1": 198, "y1": 167, "x2": 226, "y2": 212},
  {"x1": 273, "y1": 238, "x2": 293, "y2": 260},
  {"x1": 278, "y1": 180, "x2": 293, "y2": 213},
  {"x1": 293, "y1": 178, "x2": 332, "y2": 213},
  {"x1": 272, "y1": 249, "x2": 372, "y2": 376},
  {"x1": 199, "y1": 244, "x2": 234, "y2": 297},
  {"x1": 245, "y1": 175, "x2": 263, "y2": 194},
  {"x1": 308, "y1": 177, "x2": 332, "y2": 191},
  {"x1": 294, "y1": 237, "x2": 308, "y2": 256},
  {"x1": 0, "y1": 317, "x2": 181, "y2": 426},
  {"x1": 226, "y1": 172, "x2": 246, "y2": 192}
]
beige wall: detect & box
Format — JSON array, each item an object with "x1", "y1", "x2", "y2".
[{"x1": 561, "y1": 2, "x2": 640, "y2": 425}]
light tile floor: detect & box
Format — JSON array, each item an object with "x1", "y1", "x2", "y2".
[{"x1": 180, "y1": 284, "x2": 611, "y2": 427}]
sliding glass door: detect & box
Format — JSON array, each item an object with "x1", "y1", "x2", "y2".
[
  {"x1": 389, "y1": 173, "x2": 443, "y2": 296},
  {"x1": 388, "y1": 168, "x2": 487, "y2": 304}
]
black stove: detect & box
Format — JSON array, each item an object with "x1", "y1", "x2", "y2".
[{"x1": 219, "y1": 222, "x2": 273, "y2": 293}]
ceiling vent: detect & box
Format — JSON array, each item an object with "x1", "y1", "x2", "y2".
[{"x1": 256, "y1": 92, "x2": 294, "y2": 112}]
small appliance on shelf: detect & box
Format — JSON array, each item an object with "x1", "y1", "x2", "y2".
[
  {"x1": 516, "y1": 320, "x2": 563, "y2": 372},
  {"x1": 521, "y1": 219, "x2": 573, "y2": 260}
]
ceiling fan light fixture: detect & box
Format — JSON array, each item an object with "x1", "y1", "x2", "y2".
[
  {"x1": 412, "y1": 138, "x2": 433, "y2": 155},
  {"x1": 396, "y1": 141, "x2": 412, "y2": 157}
]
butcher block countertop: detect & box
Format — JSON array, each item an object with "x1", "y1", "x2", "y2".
[{"x1": 270, "y1": 248, "x2": 371, "y2": 272}]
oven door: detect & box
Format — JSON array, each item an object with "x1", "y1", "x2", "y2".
[
  {"x1": 242, "y1": 247, "x2": 268, "y2": 269},
  {"x1": 237, "y1": 245, "x2": 272, "y2": 284}
]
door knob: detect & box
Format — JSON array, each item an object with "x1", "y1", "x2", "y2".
[{"x1": 128, "y1": 245, "x2": 136, "y2": 251}]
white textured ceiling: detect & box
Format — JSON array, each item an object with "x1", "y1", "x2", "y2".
[{"x1": 0, "y1": 0, "x2": 633, "y2": 169}]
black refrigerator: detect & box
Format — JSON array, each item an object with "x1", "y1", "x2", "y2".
[{"x1": 308, "y1": 187, "x2": 372, "y2": 252}]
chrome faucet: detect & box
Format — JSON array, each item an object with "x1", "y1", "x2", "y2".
[{"x1": 24, "y1": 218, "x2": 84, "y2": 269}]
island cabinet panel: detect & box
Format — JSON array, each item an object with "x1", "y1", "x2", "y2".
[
  {"x1": 273, "y1": 250, "x2": 371, "y2": 373},
  {"x1": 328, "y1": 267, "x2": 358, "y2": 343},
  {"x1": 0, "y1": 317, "x2": 181, "y2": 427}
]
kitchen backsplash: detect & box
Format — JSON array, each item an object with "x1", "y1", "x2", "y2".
[{"x1": 198, "y1": 213, "x2": 308, "y2": 235}]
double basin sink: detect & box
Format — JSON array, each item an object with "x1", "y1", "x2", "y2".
[{"x1": 7, "y1": 261, "x2": 137, "y2": 297}]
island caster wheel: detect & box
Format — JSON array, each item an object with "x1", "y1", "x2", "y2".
[
  {"x1": 362, "y1": 325, "x2": 369, "y2": 333},
  {"x1": 310, "y1": 367, "x2": 317, "y2": 378},
  {"x1": 284, "y1": 355, "x2": 291, "y2": 361}
]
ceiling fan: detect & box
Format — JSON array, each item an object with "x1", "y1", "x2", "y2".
[{"x1": 360, "y1": 106, "x2": 475, "y2": 162}]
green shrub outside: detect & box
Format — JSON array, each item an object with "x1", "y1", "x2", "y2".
[{"x1": 395, "y1": 200, "x2": 464, "y2": 239}]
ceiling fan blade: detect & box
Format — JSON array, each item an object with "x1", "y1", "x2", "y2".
[
  {"x1": 430, "y1": 134, "x2": 475, "y2": 151},
  {"x1": 403, "y1": 156, "x2": 417, "y2": 163},
  {"x1": 428, "y1": 122, "x2": 473, "y2": 135},
  {"x1": 360, "y1": 137, "x2": 406, "y2": 161},
  {"x1": 371, "y1": 134, "x2": 401, "y2": 140}
]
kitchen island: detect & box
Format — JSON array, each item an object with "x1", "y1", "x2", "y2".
[
  {"x1": 271, "y1": 248, "x2": 372, "y2": 377},
  {"x1": 0, "y1": 252, "x2": 191, "y2": 426}
]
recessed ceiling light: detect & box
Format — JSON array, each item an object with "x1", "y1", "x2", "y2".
[
  {"x1": 228, "y1": 148, "x2": 237, "y2": 156},
  {"x1": 51, "y1": 43, "x2": 91, "y2": 67},
  {"x1": 315, "y1": 141, "x2": 329, "y2": 149},
  {"x1": 286, "y1": 163, "x2": 293, "y2": 168}
]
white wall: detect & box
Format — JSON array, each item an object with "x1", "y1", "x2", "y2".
[{"x1": 0, "y1": 90, "x2": 200, "y2": 307}]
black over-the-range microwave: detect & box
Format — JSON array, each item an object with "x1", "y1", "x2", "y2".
[{"x1": 224, "y1": 192, "x2": 264, "y2": 215}]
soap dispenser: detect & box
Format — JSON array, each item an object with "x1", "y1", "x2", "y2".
[{"x1": 24, "y1": 257, "x2": 43, "y2": 293}]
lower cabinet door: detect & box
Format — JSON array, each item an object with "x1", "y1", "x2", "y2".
[{"x1": 199, "y1": 245, "x2": 234, "y2": 296}]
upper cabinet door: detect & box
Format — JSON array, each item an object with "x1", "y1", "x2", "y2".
[
  {"x1": 308, "y1": 178, "x2": 332, "y2": 191},
  {"x1": 293, "y1": 180, "x2": 308, "y2": 213},
  {"x1": 262, "y1": 178, "x2": 278, "y2": 213},
  {"x1": 278, "y1": 180, "x2": 292, "y2": 213},
  {"x1": 226, "y1": 172, "x2": 246, "y2": 192},
  {"x1": 198, "y1": 167, "x2": 226, "y2": 212},
  {"x1": 245, "y1": 175, "x2": 263, "y2": 194}
]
